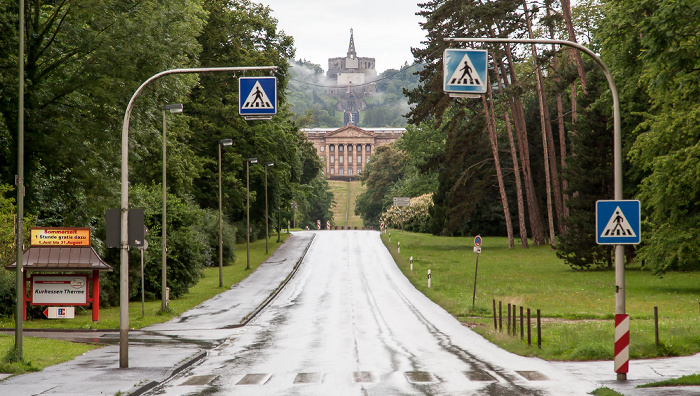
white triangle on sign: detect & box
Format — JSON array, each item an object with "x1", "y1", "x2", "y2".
[
  {"x1": 242, "y1": 81, "x2": 273, "y2": 109},
  {"x1": 600, "y1": 206, "x2": 637, "y2": 238},
  {"x1": 447, "y1": 53, "x2": 485, "y2": 88}
]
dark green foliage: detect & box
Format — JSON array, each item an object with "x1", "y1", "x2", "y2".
[
  {"x1": 556, "y1": 68, "x2": 614, "y2": 269},
  {"x1": 598, "y1": 0, "x2": 700, "y2": 273},
  {"x1": 354, "y1": 145, "x2": 404, "y2": 227},
  {"x1": 428, "y1": 108, "x2": 494, "y2": 236}
]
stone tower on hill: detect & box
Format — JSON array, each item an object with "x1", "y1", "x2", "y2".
[{"x1": 326, "y1": 29, "x2": 377, "y2": 126}]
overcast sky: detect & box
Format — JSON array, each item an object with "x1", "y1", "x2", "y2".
[{"x1": 255, "y1": 0, "x2": 427, "y2": 73}]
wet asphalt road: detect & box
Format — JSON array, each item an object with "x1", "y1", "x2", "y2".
[{"x1": 147, "y1": 231, "x2": 596, "y2": 395}]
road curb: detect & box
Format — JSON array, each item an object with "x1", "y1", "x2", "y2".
[
  {"x1": 129, "y1": 233, "x2": 315, "y2": 394},
  {"x1": 128, "y1": 350, "x2": 207, "y2": 396},
  {"x1": 235, "y1": 233, "x2": 316, "y2": 327}
]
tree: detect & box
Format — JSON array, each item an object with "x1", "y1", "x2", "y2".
[
  {"x1": 0, "y1": 0, "x2": 206, "y2": 226},
  {"x1": 355, "y1": 144, "x2": 404, "y2": 227}
]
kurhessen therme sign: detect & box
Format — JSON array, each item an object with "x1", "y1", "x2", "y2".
[{"x1": 32, "y1": 275, "x2": 88, "y2": 305}]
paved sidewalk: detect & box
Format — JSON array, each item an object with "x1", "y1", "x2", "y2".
[
  {"x1": 553, "y1": 354, "x2": 700, "y2": 395},
  {"x1": 0, "y1": 232, "x2": 315, "y2": 396}
]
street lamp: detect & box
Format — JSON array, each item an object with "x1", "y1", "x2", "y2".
[
  {"x1": 218, "y1": 139, "x2": 233, "y2": 287},
  {"x1": 265, "y1": 162, "x2": 274, "y2": 254},
  {"x1": 161, "y1": 103, "x2": 183, "y2": 311},
  {"x1": 246, "y1": 157, "x2": 258, "y2": 270}
]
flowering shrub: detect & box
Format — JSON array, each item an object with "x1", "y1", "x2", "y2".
[{"x1": 380, "y1": 193, "x2": 433, "y2": 233}]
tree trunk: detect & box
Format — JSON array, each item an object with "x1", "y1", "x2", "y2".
[
  {"x1": 483, "y1": 90, "x2": 514, "y2": 248},
  {"x1": 560, "y1": 0, "x2": 588, "y2": 94},
  {"x1": 499, "y1": 46, "x2": 547, "y2": 246},
  {"x1": 493, "y1": 55, "x2": 528, "y2": 248},
  {"x1": 548, "y1": 5, "x2": 570, "y2": 221},
  {"x1": 524, "y1": 0, "x2": 557, "y2": 247}
]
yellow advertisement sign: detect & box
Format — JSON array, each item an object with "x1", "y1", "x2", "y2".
[{"x1": 31, "y1": 228, "x2": 91, "y2": 247}]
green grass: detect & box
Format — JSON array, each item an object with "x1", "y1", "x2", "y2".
[
  {"x1": 328, "y1": 180, "x2": 365, "y2": 228},
  {"x1": 328, "y1": 180, "x2": 348, "y2": 227},
  {"x1": 0, "y1": 235, "x2": 288, "y2": 330},
  {"x1": 383, "y1": 230, "x2": 700, "y2": 361},
  {"x1": 638, "y1": 374, "x2": 700, "y2": 387},
  {"x1": 0, "y1": 235, "x2": 288, "y2": 374},
  {"x1": 346, "y1": 181, "x2": 365, "y2": 228},
  {"x1": 590, "y1": 387, "x2": 624, "y2": 396},
  {"x1": 0, "y1": 334, "x2": 97, "y2": 374}
]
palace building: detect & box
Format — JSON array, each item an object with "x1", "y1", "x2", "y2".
[{"x1": 303, "y1": 126, "x2": 405, "y2": 180}]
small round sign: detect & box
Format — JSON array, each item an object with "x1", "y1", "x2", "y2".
[{"x1": 474, "y1": 235, "x2": 482, "y2": 247}]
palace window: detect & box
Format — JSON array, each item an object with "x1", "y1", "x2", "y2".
[
  {"x1": 320, "y1": 146, "x2": 325, "y2": 152},
  {"x1": 366, "y1": 145, "x2": 371, "y2": 152},
  {"x1": 357, "y1": 156, "x2": 361, "y2": 163},
  {"x1": 330, "y1": 156, "x2": 334, "y2": 164},
  {"x1": 330, "y1": 145, "x2": 335, "y2": 152},
  {"x1": 330, "y1": 168, "x2": 335, "y2": 175},
  {"x1": 348, "y1": 156, "x2": 352, "y2": 164},
  {"x1": 339, "y1": 168, "x2": 344, "y2": 175},
  {"x1": 358, "y1": 167, "x2": 362, "y2": 174},
  {"x1": 348, "y1": 168, "x2": 353, "y2": 175},
  {"x1": 339, "y1": 156, "x2": 344, "y2": 164},
  {"x1": 348, "y1": 145, "x2": 353, "y2": 152},
  {"x1": 339, "y1": 145, "x2": 344, "y2": 152}
]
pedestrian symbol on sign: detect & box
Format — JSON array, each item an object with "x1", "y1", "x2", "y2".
[
  {"x1": 601, "y1": 207, "x2": 636, "y2": 238},
  {"x1": 242, "y1": 82, "x2": 273, "y2": 109},
  {"x1": 450, "y1": 57, "x2": 481, "y2": 86}
]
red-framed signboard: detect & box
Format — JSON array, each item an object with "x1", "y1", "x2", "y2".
[{"x1": 7, "y1": 227, "x2": 111, "y2": 322}]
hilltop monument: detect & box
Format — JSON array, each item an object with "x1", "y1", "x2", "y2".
[{"x1": 326, "y1": 29, "x2": 377, "y2": 125}]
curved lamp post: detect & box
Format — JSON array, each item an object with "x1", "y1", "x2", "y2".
[
  {"x1": 119, "y1": 66, "x2": 276, "y2": 368},
  {"x1": 161, "y1": 103, "x2": 183, "y2": 311},
  {"x1": 218, "y1": 139, "x2": 233, "y2": 287},
  {"x1": 246, "y1": 157, "x2": 258, "y2": 270},
  {"x1": 265, "y1": 162, "x2": 274, "y2": 254}
]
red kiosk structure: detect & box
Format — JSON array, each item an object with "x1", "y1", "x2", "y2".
[{"x1": 6, "y1": 227, "x2": 113, "y2": 322}]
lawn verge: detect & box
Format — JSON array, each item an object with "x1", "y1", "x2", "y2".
[
  {"x1": 382, "y1": 230, "x2": 700, "y2": 361},
  {"x1": 0, "y1": 234, "x2": 288, "y2": 374}
]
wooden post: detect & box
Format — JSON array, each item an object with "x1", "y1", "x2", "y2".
[
  {"x1": 92, "y1": 270, "x2": 100, "y2": 322},
  {"x1": 654, "y1": 306, "x2": 659, "y2": 349},
  {"x1": 512, "y1": 304, "x2": 517, "y2": 336},
  {"x1": 499, "y1": 301, "x2": 502, "y2": 332},
  {"x1": 492, "y1": 299, "x2": 497, "y2": 330},
  {"x1": 537, "y1": 309, "x2": 542, "y2": 349},
  {"x1": 507, "y1": 303, "x2": 511, "y2": 335},
  {"x1": 520, "y1": 306, "x2": 524, "y2": 340},
  {"x1": 527, "y1": 308, "x2": 531, "y2": 346}
]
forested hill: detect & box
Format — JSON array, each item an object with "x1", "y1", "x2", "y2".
[{"x1": 286, "y1": 60, "x2": 422, "y2": 128}]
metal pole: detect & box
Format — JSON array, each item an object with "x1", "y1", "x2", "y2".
[
  {"x1": 119, "y1": 66, "x2": 276, "y2": 368},
  {"x1": 246, "y1": 160, "x2": 250, "y2": 270},
  {"x1": 472, "y1": 252, "x2": 479, "y2": 307},
  {"x1": 447, "y1": 36, "x2": 623, "y2": 375},
  {"x1": 265, "y1": 164, "x2": 269, "y2": 254},
  {"x1": 218, "y1": 143, "x2": 223, "y2": 287},
  {"x1": 15, "y1": 0, "x2": 25, "y2": 359},
  {"x1": 141, "y1": 247, "x2": 145, "y2": 317},
  {"x1": 161, "y1": 110, "x2": 167, "y2": 311}
]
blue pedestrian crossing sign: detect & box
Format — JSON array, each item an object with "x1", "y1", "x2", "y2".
[
  {"x1": 239, "y1": 76, "x2": 277, "y2": 116},
  {"x1": 596, "y1": 200, "x2": 641, "y2": 245},
  {"x1": 443, "y1": 49, "x2": 488, "y2": 94}
]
